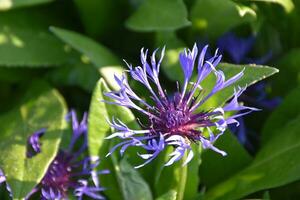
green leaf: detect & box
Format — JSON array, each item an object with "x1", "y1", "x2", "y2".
[
  {"x1": 0, "y1": 0, "x2": 53, "y2": 11},
  {"x1": 190, "y1": 0, "x2": 256, "y2": 39},
  {"x1": 261, "y1": 86, "x2": 300, "y2": 144},
  {"x1": 0, "y1": 83, "x2": 67, "y2": 199},
  {"x1": 50, "y1": 27, "x2": 120, "y2": 67},
  {"x1": 88, "y1": 78, "x2": 144, "y2": 200},
  {"x1": 156, "y1": 190, "x2": 177, "y2": 200},
  {"x1": 0, "y1": 10, "x2": 69, "y2": 67},
  {"x1": 202, "y1": 63, "x2": 279, "y2": 108},
  {"x1": 163, "y1": 58, "x2": 279, "y2": 108},
  {"x1": 50, "y1": 27, "x2": 123, "y2": 89},
  {"x1": 98, "y1": 65, "x2": 124, "y2": 91},
  {"x1": 126, "y1": 0, "x2": 191, "y2": 31},
  {"x1": 200, "y1": 131, "x2": 252, "y2": 188},
  {"x1": 204, "y1": 115, "x2": 300, "y2": 200},
  {"x1": 116, "y1": 158, "x2": 153, "y2": 200}
]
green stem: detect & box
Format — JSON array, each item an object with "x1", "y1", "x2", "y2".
[{"x1": 176, "y1": 154, "x2": 188, "y2": 200}]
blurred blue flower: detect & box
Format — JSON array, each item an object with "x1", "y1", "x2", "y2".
[
  {"x1": 104, "y1": 44, "x2": 258, "y2": 168},
  {"x1": 217, "y1": 32, "x2": 272, "y2": 65},
  {"x1": 217, "y1": 32, "x2": 280, "y2": 149},
  {"x1": 25, "y1": 110, "x2": 108, "y2": 200}
]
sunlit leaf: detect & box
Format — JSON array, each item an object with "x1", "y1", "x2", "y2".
[
  {"x1": 0, "y1": 82, "x2": 67, "y2": 199},
  {"x1": 0, "y1": 0, "x2": 53, "y2": 11},
  {"x1": 0, "y1": 11, "x2": 68, "y2": 67},
  {"x1": 244, "y1": 0, "x2": 294, "y2": 13},
  {"x1": 50, "y1": 27, "x2": 120, "y2": 67},
  {"x1": 156, "y1": 190, "x2": 177, "y2": 200},
  {"x1": 88, "y1": 78, "x2": 148, "y2": 200}
]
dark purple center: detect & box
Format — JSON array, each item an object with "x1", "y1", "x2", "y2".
[
  {"x1": 150, "y1": 92, "x2": 211, "y2": 141},
  {"x1": 41, "y1": 151, "x2": 75, "y2": 197}
]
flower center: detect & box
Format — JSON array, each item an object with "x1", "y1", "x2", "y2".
[
  {"x1": 41, "y1": 151, "x2": 74, "y2": 197},
  {"x1": 151, "y1": 93, "x2": 202, "y2": 139}
]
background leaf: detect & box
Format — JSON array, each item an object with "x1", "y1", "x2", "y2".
[
  {"x1": 50, "y1": 26, "x2": 120, "y2": 67},
  {"x1": 261, "y1": 86, "x2": 300, "y2": 143},
  {"x1": 190, "y1": 0, "x2": 256, "y2": 39},
  {"x1": 0, "y1": 82, "x2": 67, "y2": 199},
  {"x1": 126, "y1": 0, "x2": 191, "y2": 31},
  {"x1": 204, "y1": 115, "x2": 300, "y2": 200},
  {"x1": 0, "y1": 12, "x2": 67, "y2": 67},
  {"x1": 246, "y1": 0, "x2": 294, "y2": 13},
  {"x1": 200, "y1": 131, "x2": 252, "y2": 188}
]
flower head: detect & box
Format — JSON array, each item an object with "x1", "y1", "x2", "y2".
[
  {"x1": 27, "y1": 110, "x2": 108, "y2": 200},
  {"x1": 104, "y1": 44, "x2": 258, "y2": 168}
]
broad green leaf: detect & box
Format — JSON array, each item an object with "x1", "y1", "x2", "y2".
[
  {"x1": 88, "y1": 79, "x2": 145, "y2": 200},
  {"x1": 0, "y1": 28, "x2": 66, "y2": 67},
  {"x1": 50, "y1": 27, "x2": 120, "y2": 67},
  {"x1": 126, "y1": 0, "x2": 191, "y2": 31},
  {"x1": 246, "y1": 0, "x2": 294, "y2": 13},
  {"x1": 190, "y1": 0, "x2": 256, "y2": 39},
  {"x1": 261, "y1": 86, "x2": 300, "y2": 144},
  {"x1": 162, "y1": 58, "x2": 279, "y2": 108},
  {"x1": 156, "y1": 190, "x2": 177, "y2": 200},
  {"x1": 0, "y1": 83, "x2": 67, "y2": 199},
  {"x1": 0, "y1": 0, "x2": 53, "y2": 11},
  {"x1": 50, "y1": 27, "x2": 123, "y2": 88},
  {"x1": 200, "y1": 131, "x2": 252, "y2": 188},
  {"x1": 204, "y1": 115, "x2": 300, "y2": 200},
  {"x1": 0, "y1": 9, "x2": 69, "y2": 67},
  {"x1": 116, "y1": 158, "x2": 152, "y2": 200},
  {"x1": 201, "y1": 63, "x2": 279, "y2": 108}
]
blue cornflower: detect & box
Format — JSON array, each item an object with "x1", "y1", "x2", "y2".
[
  {"x1": 104, "y1": 44, "x2": 258, "y2": 168},
  {"x1": 25, "y1": 110, "x2": 108, "y2": 200}
]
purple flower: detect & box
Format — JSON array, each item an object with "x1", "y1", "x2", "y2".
[
  {"x1": 104, "y1": 44, "x2": 258, "y2": 168},
  {"x1": 26, "y1": 110, "x2": 108, "y2": 200},
  {"x1": 26, "y1": 128, "x2": 46, "y2": 158}
]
